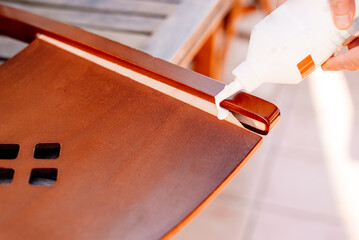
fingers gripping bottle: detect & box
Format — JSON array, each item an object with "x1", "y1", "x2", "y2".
[{"x1": 215, "y1": 0, "x2": 359, "y2": 120}]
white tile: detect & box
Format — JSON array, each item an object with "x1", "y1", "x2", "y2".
[
  {"x1": 264, "y1": 82, "x2": 323, "y2": 153},
  {"x1": 251, "y1": 209, "x2": 348, "y2": 240},
  {"x1": 280, "y1": 104, "x2": 322, "y2": 152},
  {"x1": 173, "y1": 195, "x2": 251, "y2": 240},
  {"x1": 260, "y1": 146, "x2": 341, "y2": 218},
  {"x1": 222, "y1": 143, "x2": 271, "y2": 201}
]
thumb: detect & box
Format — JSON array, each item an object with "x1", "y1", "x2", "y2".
[
  {"x1": 330, "y1": 0, "x2": 355, "y2": 29},
  {"x1": 322, "y1": 47, "x2": 359, "y2": 71}
]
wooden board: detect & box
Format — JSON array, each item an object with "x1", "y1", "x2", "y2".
[
  {"x1": 1, "y1": 0, "x2": 178, "y2": 16},
  {"x1": 1, "y1": 2, "x2": 163, "y2": 34},
  {"x1": 0, "y1": 0, "x2": 236, "y2": 65},
  {"x1": 0, "y1": 0, "x2": 253, "y2": 82},
  {"x1": 0, "y1": 37, "x2": 262, "y2": 240},
  {"x1": 143, "y1": 0, "x2": 233, "y2": 66},
  {"x1": 0, "y1": 4, "x2": 280, "y2": 134},
  {"x1": 0, "y1": 0, "x2": 273, "y2": 82},
  {"x1": 0, "y1": 0, "x2": 173, "y2": 50},
  {"x1": 0, "y1": 5, "x2": 280, "y2": 239}
]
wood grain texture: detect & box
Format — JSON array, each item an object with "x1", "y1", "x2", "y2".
[
  {"x1": 0, "y1": 4, "x2": 281, "y2": 239},
  {"x1": 0, "y1": 0, "x2": 177, "y2": 17},
  {"x1": 144, "y1": 0, "x2": 234, "y2": 66},
  {"x1": 0, "y1": 0, "x2": 175, "y2": 50},
  {"x1": 1, "y1": 2, "x2": 163, "y2": 34},
  {"x1": 0, "y1": 4, "x2": 280, "y2": 134},
  {"x1": 81, "y1": 27, "x2": 149, "y2": 49},
  {"x1": 0, "y1": 38, "x2": 261, "y2": 240},
  {"x1": 0, "y1": 0, "x2": 271, "y2": 80},
  {"x1": 0, "y1": 0, "x2": 244, "y2": 81}
]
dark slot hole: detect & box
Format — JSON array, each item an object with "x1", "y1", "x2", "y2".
[
  {"x1": 29, "y1": 168, "x2": 58, "y2": 186},
  {"x1": 0, "y1": 168, "x2": 14, "y2": 185},
  {"x1": 34, "y1": 143, "x2": 60, "y2": 159},
  {"x1": 0, "y1": 144, "x2": 20, "y2": 159}
]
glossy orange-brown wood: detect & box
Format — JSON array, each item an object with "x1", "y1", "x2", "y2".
[
  {"x1": 0, "y1": 4, "x2": 280, "y2": 135},
  {"x1": 0, "y1": 38, "x2": 262, "y2": 240},
  {"x1": 0, "y1": 4, "x2": 280, "y2": 239}
]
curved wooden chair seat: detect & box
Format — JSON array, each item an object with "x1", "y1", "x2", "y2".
[{"x1": 0, "y1": 5, "x2": 280, "y2": 240}]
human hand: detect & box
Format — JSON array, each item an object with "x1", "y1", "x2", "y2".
[
  {"x1": 322, "y1": 38, "x2": 359, "y2": 71},
  {"x1": 276, "y1": 0, "x2": 355, "y2": 29},
  {"x1": 321, "y1": 0, "x2": 358, "y2": 71},
  {"x1": 276, "y1": 0, "x2": 358, "y2": 71}
]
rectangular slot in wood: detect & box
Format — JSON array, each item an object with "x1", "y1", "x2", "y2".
[
  {"x1": 0, "y1": 168, "x2": 14, "y2": 185},
  {"x1": 29, "y1": 168, "x2": 58, "y2": 186},
  {"x1": 0, "y1": 144, "x2": 20, "y2": 159},
  {"x1": 33, "y1": 143, "x2": 60, "y2": 159}
]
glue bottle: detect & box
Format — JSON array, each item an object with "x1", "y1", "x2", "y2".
[{"x1": 215, "y1": 0, "x2": 359, "y2": 119}]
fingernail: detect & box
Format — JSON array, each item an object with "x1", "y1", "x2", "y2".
[{"x1": 334, "y1": 15, "x2": 351, "y2": 29}]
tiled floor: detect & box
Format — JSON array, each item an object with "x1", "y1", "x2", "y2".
[{"x1": 173, "y1": 9, "x2": 359, "y2": 240}]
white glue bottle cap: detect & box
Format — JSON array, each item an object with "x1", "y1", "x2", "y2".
[{"x1": 215, "y1": 62, "x2": 259, "y2": 119}]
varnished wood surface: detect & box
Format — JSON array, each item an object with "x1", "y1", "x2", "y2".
[
  {"x1": 0, "y1": 37, "x2": 261, "y2": 240},
  {"x1": 0, "y1": 0, "x2": 273, "y2": 82},
  {"x1": 0, "y1": 5, "x2": 280, "y2": 239},
  {"x1": 0, "y1": 4, "x2": 280, "y2": 134}
]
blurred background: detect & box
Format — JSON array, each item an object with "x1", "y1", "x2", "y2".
[
  {"x1": 1, "y1": 0, "x2": 359, "y2": 239},
  {"x1": 175, "y1": 6, "x2": 359, "y2": 240}
]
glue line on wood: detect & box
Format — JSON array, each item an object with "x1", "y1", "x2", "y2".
[{"x1": 37, "y1": 34, "x2": 242, "y2": 127}]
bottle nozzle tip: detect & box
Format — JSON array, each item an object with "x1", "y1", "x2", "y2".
[
  {"x1": 214, "y1": 80, "x2": 244, "y2": 120},
  {"x1": 217, "y1": 109, "x2": 230, "y2": 120}
]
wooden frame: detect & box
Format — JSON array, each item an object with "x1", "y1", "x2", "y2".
[
  {"x1": 0, "y1": 4, "x2": 280, "y2": 240},
  {"x1": 0, "y1": 5, "x2": 279, "y2": 135}
]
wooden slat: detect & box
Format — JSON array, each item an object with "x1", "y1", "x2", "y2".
[
  {"x1": 0, "y1": 27, "x2": 148, "y2": 54},
  {"x1": 0, "y1": 4, "x2": 280, "y2": 134},
  {"x1": 0, "y1": 0, "x2": 178, "y2": 17},
  {"x1": 0, "y1": 6, "x2": 271, "y2": 239},
  {"x1": 82, "y1": 28, "x2": 149, "y2": 49},
  {"x1": 132, "y1": 0, "x2": 181, "y2": 4},
  {"x1": 0, "y1": 37, "x2": 262, "y2": 240},
  {"x1": 143, "y1": 0, "x2": 234, "y2": 64},
  {"x1": 193, "y1": 24, "x2": 226, "y2": 81},
  {"x1": 0, "y1": 2, "x2": 163, "y2": 34}
]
